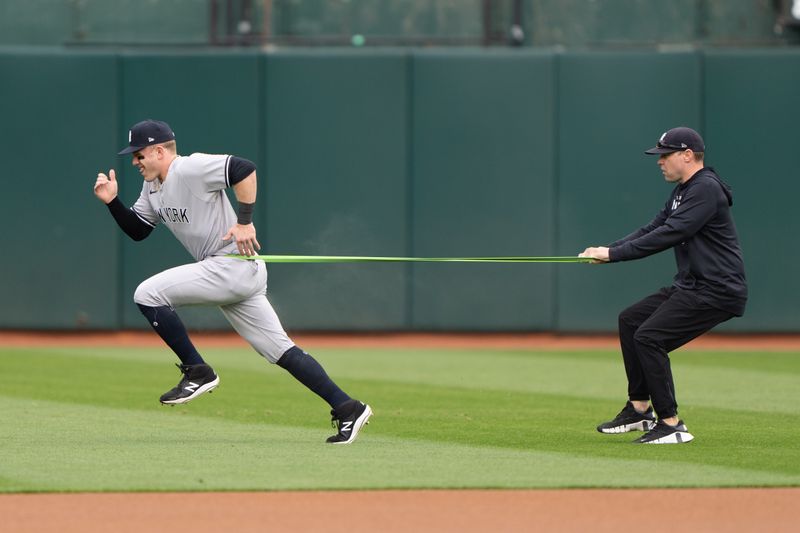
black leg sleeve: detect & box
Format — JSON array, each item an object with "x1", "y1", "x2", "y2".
[
  {"x1": 137, "y1": 304, "x2": 205, "y2": 366},
  {"x1": 277, "y1": 346, "x2": 351, "y2": 408}
]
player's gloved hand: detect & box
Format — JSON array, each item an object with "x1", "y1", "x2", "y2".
[
  {"x1": 224, "y1": 223, "x2": 261, "y2": 256},
  {"x1": 93, "y1": 169, "x2": 119, "y2": 204}
]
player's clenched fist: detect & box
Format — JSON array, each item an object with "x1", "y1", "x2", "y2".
[{"x1": 93, "y1": 169, "x2": 119, "y2": 204}]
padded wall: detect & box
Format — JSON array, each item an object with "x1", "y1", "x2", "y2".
[
  {"x1": 263, "y1": 51, "x2": 410, "y2": 330},
  {"x1": 411, "y1": 50, "x2": 557, "y2": 330},
  {"x1": 704, "y1": 49, "x2": 800, "y2": 331},
  {"x1": 0, "y1": 51, "x2": 120, "y2": 328},
  {"x1": 2, "y1": 48, "x2": 799, "y2": 332}
]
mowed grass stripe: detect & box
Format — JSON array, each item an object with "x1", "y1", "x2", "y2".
[
  {"x1": 1, "y1": 348, "x2": 800, "y2": 484},
  {"x1": 5, "y1": 347, "x2": 799, "y2": 414},
  {"x1": 25, "y1": 345, "x2": 800, "y2": 375},
  {"x1": 1, "y1": 397, "x2": 797, "y2": 493},
  {"x1": 315, "y1": 349, "x2": 800, "y2": 415}
]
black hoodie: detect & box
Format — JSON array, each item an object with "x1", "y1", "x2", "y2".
[{"x1": 608, "y1": 167, "x2": 747, "y2": 316}]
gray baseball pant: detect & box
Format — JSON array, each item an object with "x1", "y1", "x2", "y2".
[{"x1": 133, "y1": 256, "x2": 294, "y2": 363}]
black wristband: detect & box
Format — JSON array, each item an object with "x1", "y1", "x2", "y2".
[{"x1": 237, "y1": 202, "x2": 255, "y2": 225}]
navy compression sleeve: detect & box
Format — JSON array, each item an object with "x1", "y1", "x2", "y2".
[
  {"x1": 106, "y1": 197, "x2": 154, "y2": 241},
  {"x1": 228, "y1": 156, "x2": 256, "y2": 185}
]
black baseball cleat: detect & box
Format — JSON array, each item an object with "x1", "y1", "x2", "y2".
[
  {"x1": 597, "y1": 401, "x2": 657, "y2": 434},
  {"x1": 159, "y1": 363, "x2": 220, "y2": 405},
  {"x1": 326, "y1": 399, "x2": 372, "y2": 444},
  {"x1": 633, "y1": 419, "x2": 694, "y2": 444}
]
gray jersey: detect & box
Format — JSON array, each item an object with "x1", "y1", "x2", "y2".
[
  {"x1": 128, "y1": 152, "x2": 294, "y2": 362},
  {"x1": 131, "y1": 153, "x2": 239, "y2": 261}
]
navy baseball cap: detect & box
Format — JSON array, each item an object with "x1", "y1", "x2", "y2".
[
  {"x1": 118, "y1": 119, "x2": 176, "y2": 155},
  {"x1": 645, "y1": 127, "x2": 705, "y2": 155}
]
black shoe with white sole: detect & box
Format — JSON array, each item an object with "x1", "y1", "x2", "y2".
[
  {"x1": 597, "y1": 401, "x2": 657, "y2": 434},
  {"x1": 326, "y1": 399, "x2": 372, "y2": 444},
  {"x1": 633, "y1": 419, "x2": 694, "y2": 444},
  {"x1": 159, "y1": 363, "x2": 219, "y2": 405}
]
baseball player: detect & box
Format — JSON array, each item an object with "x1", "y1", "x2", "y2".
[
  {"x1": 580, "y1": 126, "x2": 747, "y2": 444},
  {"x1": 93, "y1": 119, "x2": 372, "y2": 444}
]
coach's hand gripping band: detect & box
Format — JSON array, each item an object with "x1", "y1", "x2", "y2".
[{"x1": 229, "y1": 254, "x2": 593, "y2": 263}]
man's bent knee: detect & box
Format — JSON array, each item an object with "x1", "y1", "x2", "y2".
[
  {"x1": 133, "y1": 282, "x2": 168, "y2": 308},
  {"x1": 618, "y1": 307, "x2": 641, "y2": 331},
  {"x1": 632, "y1": 329, "x2": 664, "y2": 351}
]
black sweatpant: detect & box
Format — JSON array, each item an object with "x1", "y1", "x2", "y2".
[{"x1": 618, "y1": 286, "x2": 735, "y2": 420}]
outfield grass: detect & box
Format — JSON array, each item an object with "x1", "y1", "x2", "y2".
[{"x1": 1, "y1": 344, "x2": 798, "y2": 492}]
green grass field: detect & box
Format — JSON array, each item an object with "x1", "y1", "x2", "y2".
[{"x1": 1, "y1": 343, "x2": 799, "y2": 492}]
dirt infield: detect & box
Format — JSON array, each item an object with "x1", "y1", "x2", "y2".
[
  {"x1": 3, "y1": 330, "x2": 799, "y2": 532},
  {"x1": 2, "y1": 488, "x2": 799, "y2": 533},
  {"x1": 3, "y1": 330, "x2": 800, "y2": 350}
]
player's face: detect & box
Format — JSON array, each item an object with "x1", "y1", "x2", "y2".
[
  {"x1": 657, "y1": 151, "x2": 685, "y2": 183},
  {"x1": 132, "y1": 146, "x2": 160, "y2": 182}
]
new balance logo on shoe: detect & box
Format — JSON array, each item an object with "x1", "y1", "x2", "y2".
[
  {"x1": 159, "y1": 363, "x2": 219, "y2": 405},
  {"x1": 326, "y1": 400, "x2": 372, "y2": 445}
]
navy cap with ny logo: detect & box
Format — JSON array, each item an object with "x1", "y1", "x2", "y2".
[
  {"x1": 644, "y1": 127, "x2": 705, "y2": 155},
  {"x1": 118, "y1": 119, "x2": 176, "y2": 155}
]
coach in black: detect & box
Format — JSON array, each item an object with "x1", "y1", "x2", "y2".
[{"x1": 579, "y1": 126, "x2": 747, "y2": 444}]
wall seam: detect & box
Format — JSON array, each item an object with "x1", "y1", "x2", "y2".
[
  {"x1": 258, "y1": 51, "x2": 268, "y2": 242},
  {"x1": 115, "y1": 52, "x2": 125, "y2": 329},
  {"x1": 551, "y1": 50, "x2": 561, "y2": 332},
  {"x1": 405, "y1": 51, "x2": 415, "y2": 330},
  {"x1": 698, "y1": 48, "x2": 706, "y2": 140}
]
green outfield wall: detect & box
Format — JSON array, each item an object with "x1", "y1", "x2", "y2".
[{"x1": 1, "y1": 47, "x2": 798, "y2": 332}]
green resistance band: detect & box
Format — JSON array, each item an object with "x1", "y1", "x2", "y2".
[{"x1": 229, "y1": 254, "x2": 593, "y2": 263}]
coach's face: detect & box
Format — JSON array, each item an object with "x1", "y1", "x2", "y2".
[
  {"x1": 132, "y1": 145, "x2": 162, "y2": 182},
  {"x1": 657, "y1": 150, "x2": 686, "y2": 183}
]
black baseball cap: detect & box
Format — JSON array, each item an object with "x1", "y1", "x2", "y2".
[
  {"x1": 645, "y1": 127, "x2": 705, "y2": 155},
  {"x1": 118, "y1": 119, "x2": 176, "y2": 155}
]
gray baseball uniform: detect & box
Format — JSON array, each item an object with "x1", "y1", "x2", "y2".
[
  {"x1": 130, "y1": 153, "x2": 293, "y2": 362},
  {"x1": 101, "y1": 119, "x2": 370, "y2": 444}
]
